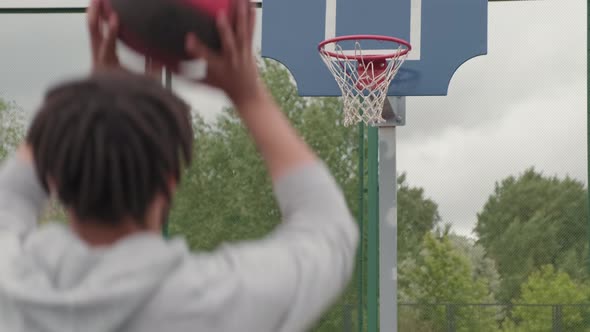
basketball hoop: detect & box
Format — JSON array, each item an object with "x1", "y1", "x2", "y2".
[{"x1": 318, "y1": 35, "x2": 411, "y2": 126}]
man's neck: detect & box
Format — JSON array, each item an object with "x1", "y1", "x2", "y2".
[{"x1": 70, "y1": 220, "x2": 153, "y2": 247}]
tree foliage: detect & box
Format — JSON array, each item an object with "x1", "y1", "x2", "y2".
[
  {"x1": 475, "y1": 168, "x2": 588, "y2": 303},
  {"x1": 399, "y1": 233, "x2": 498, "y2": 331},
  {"x1": 0, "y1": 98, "x2": 24, "y2": 161},
  {"x1": 398, "y1": 173, "x2": 441, "y2": 258},
  {"x1": 449, "y1": 234, "x2": 501, "y2": 297},
  {"x1": 503, "y1": 265, "x2": 590, "y2": 332}
]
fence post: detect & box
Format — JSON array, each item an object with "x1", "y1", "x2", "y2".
[
  {"x1": 552, "y1": 305, "x2": 563, "y2": 332},
  {"x1": 446, "y1": 304, "x2": 456, "y2": 332}
]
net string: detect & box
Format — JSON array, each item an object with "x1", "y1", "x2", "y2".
[{"x1": 319, "y1": 41, "x2": 408, "y2": 126}]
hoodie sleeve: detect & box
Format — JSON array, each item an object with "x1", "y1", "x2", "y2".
[
  {"x1": 215, "y1": 161, "x2": 359, "y2": 331},
  {"x1": 0, "y1": 155, "x2": 47, "y2": 238}
]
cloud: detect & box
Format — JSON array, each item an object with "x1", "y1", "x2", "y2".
[
  {"x1": 393, "y1": 0, "x2": 587, "y2": 236},
  {"x1": 399, "y1": 79, "x2": 587, "y2": 236}
]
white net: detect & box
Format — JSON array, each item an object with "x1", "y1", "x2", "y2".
[{"x1": 319, "y1": 40, "x2": 409, "y2": 126}]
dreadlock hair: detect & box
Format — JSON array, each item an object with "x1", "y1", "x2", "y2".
[{"x1": 27, "y1": 69, "x2": 193, "y2": 226}]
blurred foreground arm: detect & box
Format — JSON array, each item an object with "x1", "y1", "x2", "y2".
[
  {"x1": 185, "y1": 2, "x2": 359, "y2": 330},
  {"x1": 0, "y1": 145, "x2": 47, "y2": 237},
  {"x1": 0, "y1": 0, "x2": 122, "y2": 238},
  {"x1": 0, "y1": 0, "x2": 133, "y2": 238}
]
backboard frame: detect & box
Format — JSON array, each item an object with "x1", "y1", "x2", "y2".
[
  {"x1": 0, "y1": 0, "x2": 88, "y2": 12},
  {"x1": 0, "y1": 0, "x2": 261, "y2": 12}
]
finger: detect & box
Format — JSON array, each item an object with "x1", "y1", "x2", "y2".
[
  {"x1": 236, "y1": 0, "x2": 248, "y2": 50},
  {"x1": 246, "y1": 5, "x2": 256, "y2": 52},
  {"x1": 103, "y1": 14, "x2": 119, "y2": 56},
  {"x1": 87, "y1": 0, "x2": 103, "y2": 56},
  {"x1": 87, "y1": 0, "x2": 100, "y2": 31},
  {"x1": 216, "y1": 14, "x2": 238, "y2": 64}
]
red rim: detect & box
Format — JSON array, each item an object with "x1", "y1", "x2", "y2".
[{"x1": 318, "y1": 35, "x2": 411, "y2": 62}]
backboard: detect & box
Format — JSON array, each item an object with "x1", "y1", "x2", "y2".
[
  {"x1": 0, "y1": 0, "x2": 89, "y2": 9},
  {"x1": 261, "y1": 0, "x2": 488, "y2": 96}
]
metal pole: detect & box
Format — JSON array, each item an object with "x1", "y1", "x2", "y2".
[
  {"x1": 165, "y1": 68, "x2": 172, "y2": 90},
  {"x1": 446, "y1": 305, "x2": 457, "y2": 332},
  {"x1": 587, "y1": 27, "x2": 590, "y2": 275},
  {"x1": 378, "y1": 126, "x2": 396, "y2": 331},
  {"x1": 162, "y1": 67, "x2": 172, "y2": 238},
  {"x1": 144, "y1": 56, "x2": 169, "y2": 238},
  {"x1": 378, "y1": 97, "x2": 404, "y2": 332},
  {"x1": 552, "y1": 305, "x2": 563, "y2": 332},
  {"x1": 367, "y1": 126, "x2": 379, "y2": 332},
  {"x1": 358, "y1": 122, "x2": 365, "y2": 332}
]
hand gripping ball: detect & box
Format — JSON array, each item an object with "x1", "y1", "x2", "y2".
[{"x1": 101, "y1": 0, "x2": 237, "y2": 69}]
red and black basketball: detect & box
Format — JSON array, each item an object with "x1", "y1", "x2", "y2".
[{"x1": 101, "y1": 0, "x2": 237, "y2": 68}]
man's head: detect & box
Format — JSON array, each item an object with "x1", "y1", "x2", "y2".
[{"x1": 27, "y1": 70, "x2": 193, "y2": 238}]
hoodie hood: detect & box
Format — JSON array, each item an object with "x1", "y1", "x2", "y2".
[{"x1": 0, "y1": 224, "x2": 187, "y2": 332}]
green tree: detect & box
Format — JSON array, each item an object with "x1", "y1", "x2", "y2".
[
  {"x1": 399, "y1": 233, "x2": 498, "y2": 331},
  {"x1": 449, "y1": 234, "x2": 501, "y2": 297},
  {"x1": 503, "y1": 265, "x2": 590, "y2": 332},
  {"x1": 0, "y1": 98, "x2": 24, "y2": 161},
  {"x1": 475, "y1": 168, "x2": 588, "y2": 303},
  {"x1": 398, "y1": 173, "x2": 441, "y2": 259}
]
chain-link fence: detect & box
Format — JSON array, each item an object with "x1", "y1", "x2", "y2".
[
  {"x1": 399, "y1": 303, "x2": 590, "y2": 332},
  {"x1": 322, "y1": 303, "x2": 590, "y2": 332}
]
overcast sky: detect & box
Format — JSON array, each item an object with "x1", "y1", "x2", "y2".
[{"x1": 0, "y1": 0, "x2": 586, "y2": 237}]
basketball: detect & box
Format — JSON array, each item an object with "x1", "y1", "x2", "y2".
[{"x1": 101, "y1": 0, "x2": 237, "y2": 68}]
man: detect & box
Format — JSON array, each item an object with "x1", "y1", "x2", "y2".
[{"x1": 0, "y1": 0, "x2": 358, "y2": 331}]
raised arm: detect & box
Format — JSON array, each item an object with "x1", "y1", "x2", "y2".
[
  {"x1": 184, "y1": 1, "x2": 359, "y2": 330},
  {"x1": 0, "y1": 0, "x2": 121, "y2": 238},
  {"x1": 0, "y1": 145, "x2": 47, "y2": 237}
]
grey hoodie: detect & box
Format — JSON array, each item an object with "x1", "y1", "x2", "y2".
[{"x1": 0, "y1": 156, "x2": 358, "y2": 332}]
